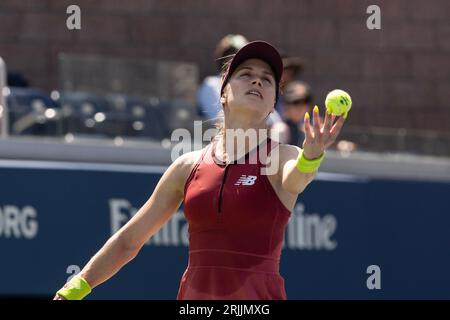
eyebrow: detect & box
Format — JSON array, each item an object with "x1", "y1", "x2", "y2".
[{"x1": 237, "y1": 66, "x2": 275, "y2": 79}]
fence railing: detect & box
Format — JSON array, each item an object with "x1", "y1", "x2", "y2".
[{"x1": 338, "y1": 125, "x2": 450, "y2": 158}]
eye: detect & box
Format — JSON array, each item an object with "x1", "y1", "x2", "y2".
[
  {"x1": 240, "y1": 72, "x2": 250, "y2": 77},
  {"x1": 263, "y1": 77, "x2": 273, "y2": 84}
]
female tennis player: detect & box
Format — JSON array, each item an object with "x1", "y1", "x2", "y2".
[{"x1": 54, "y1": 41, "x2": 345, "y2": 300}]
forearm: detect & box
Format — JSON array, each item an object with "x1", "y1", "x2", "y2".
[
  {"x1": 77, "y1": 233, "x2": 139, "y2": 289},
  {"x1": 282, "y1": 159, "x2": 316, "y2": 194}
]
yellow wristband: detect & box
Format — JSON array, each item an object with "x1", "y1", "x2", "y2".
[
  {"x1": 56, "y1": 275, "x2": 92, "y2": 300},
  {"x1": 295, "y1": 149, "x2": 325, "y2": 173}
]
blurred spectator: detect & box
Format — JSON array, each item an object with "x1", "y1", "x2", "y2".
[
  {"x1": 198, "y1": 34, "x2": 248, "y2": 119},
  {"x1": 7, "y1": 70, "x2": 29, "y2": 87},
  {"x1": 275, "y1": 54, "x2": 305, "y2": 114},
  {"x1": 336, "y1": 139, "x2": 357, "y2": 157},
  {"x1": 281, "y1": 55, "x2": 304, "y2": 87},
  {"x1": 278, "y1": 81, "x2": 313, "y2": 146}
]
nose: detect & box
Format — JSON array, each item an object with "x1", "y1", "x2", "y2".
[{"x1": 251, "y1": 78, "x2": 263, "y2": 87}]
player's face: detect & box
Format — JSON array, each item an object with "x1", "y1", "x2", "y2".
[{"x1": 222, "y1": 59, "x2": 276, "y2": 120}]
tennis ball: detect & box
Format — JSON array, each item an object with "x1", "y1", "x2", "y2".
[{"x1": 325, "y1": 89, "x2": 352, "y2": 119}]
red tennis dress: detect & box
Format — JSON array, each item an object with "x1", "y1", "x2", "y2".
[{"x1": 178, "y1": 137, "x2": 291, "y2": 300}]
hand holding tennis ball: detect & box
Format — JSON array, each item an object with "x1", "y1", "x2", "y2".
[
  {"x1": 325, "y1": 89, "x2": 352, "y2": 119},
  {"x1": 302, "y1": 101, "x2": 346, "y2": 160}
]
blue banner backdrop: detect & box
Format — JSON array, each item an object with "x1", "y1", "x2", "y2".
[{"x1": 1, "y1": 163, "x2": 449, "y2": 299}]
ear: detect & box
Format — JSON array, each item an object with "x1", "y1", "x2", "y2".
[{"x1": 220, "y1": 94, "x2": 227, "y2": 105}]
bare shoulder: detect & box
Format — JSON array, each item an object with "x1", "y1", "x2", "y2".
[
  {"x1": 170, "y1": 145, "x2": 208, "y2": 184},
  {"x1": 266, "y1": 143, "x2": 301, "y2": 182},
  {"x1": 279, "y1": 143, "x2": 301, "y2": 160},
  {"x1": 270, "y1": 143, "x2": 301, "y2": 166},
  {"x1": 266, "y1": 142, "x2": 302, "y2": 210},
  {"x1": 174, "y1": 146, "x2": 206, "y2": 170},
  {"x1": 156, "y1": 146, "x2": 208, "y2": 197}
]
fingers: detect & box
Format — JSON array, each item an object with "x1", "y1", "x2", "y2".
[
  {"x1": 312, "y1": 105, "x2": 321, "y2": 138},
  {"x1": 303, "y1": 112, "x2": 314, "y2": 143},
  {"x1": 331, "y1": 114, "x2": 336, "y2": 124},
  {"x1": 323, "y1": 110, "x2": 332, "y2": 134},
  {"x1": 329, "y1": 114, "x2": 345, "y2": 140},
  {"x1": 305, "y1": 107, "x2": 346, "y2": 151}
]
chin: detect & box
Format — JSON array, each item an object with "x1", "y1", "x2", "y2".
[
  {"x1": 242, "y1": 103, "x2": 267, "y2": 115},
  {"x1": 230, "y1": 99, "x2": 269, "y2": 116}
]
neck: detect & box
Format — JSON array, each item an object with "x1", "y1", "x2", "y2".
[{"x1": 216, "y1": 115, "x2": 269, "y2": 163}]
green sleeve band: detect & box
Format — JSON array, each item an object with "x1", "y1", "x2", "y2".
[
  {"x1": 56, "y1": 275, "x2": 92, "y2": 300},
  {"x1": 295, "y1": 149, "x2": 325, "y2": 173}
]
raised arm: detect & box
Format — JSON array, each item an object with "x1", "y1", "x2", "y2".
[
  {"x1": 54, "y1": 151, "x2": 196, "y2": 299},
  {"x1": 280, "y1": 106, "x2": 345, "y2": 194}
]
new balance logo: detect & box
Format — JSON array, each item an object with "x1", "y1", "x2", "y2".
[{"x1": 234, "y1": 175, "x2": 257, "y2": 186}]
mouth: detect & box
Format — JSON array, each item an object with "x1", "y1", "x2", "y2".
[{"x1": 245, "y1": 89, "x2": 263, "y2": 100}]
